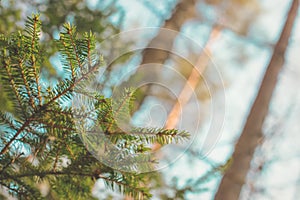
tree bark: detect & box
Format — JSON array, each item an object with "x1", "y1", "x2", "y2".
[
  {"x1": 141, "y1": 0, "x2": 196, "y2": 65},
  {"x1": 214, "y1": 1, "x2": 299, "y2": 199},
  {"x1": 125, "y1": 2, "x2": 197, "y2": 198},
  {"x1": 134, "y1": 0, "x2": 197, "y2": 112}
]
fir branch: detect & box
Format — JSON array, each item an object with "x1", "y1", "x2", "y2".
[
  {"x1": 103, "y1": 177, "x2": 151, "y2": 200},
  {"x1": 3, "y1": 61, "x2": 27, "y2": 118},
  {"x1": 0, "y1": 14, "x2": 190, "y2": 199},
  {"x1": 0, "y1": 170, "x2": 150, "y2": 199},
  {"x1": 45, "y1": 62, "x2": 99, "y2": 107},
  {"x1": 63, "y1": 140, "x2": 75, "y2": 159},
  {"x1": 3, "y1": 174, "x2": 42, "y2": 199},
  {"x1": 31, "y1": 135, "x2": 48, "y2": 159},
  {"x1": 52, "y1": 145, "x2": 61, "y2": 171},
  {"x1": 0, "y1": 118, "x2": 31, "y2": 155},
  {"x1": 32, "y1": 111, "x2": 75, "y2": 133},
  {"x1": 0, "y1": 171, "x2": 90, "y2": 181},
  {"x1": 51, "y1": 131, "x2": 70, "y2": 171},
  {"x1": 17, "y1": 59, "x2": 36, "y2": 109},
  {"x1": 86, "y1": 31, "x2": 93, "y2": 69},
  {"x1": 60, "y1": 34, "x2": 76, "y2": 79},
  {"x1": 106, "y1": 89, "x2": 134, "y2": 133},
  {"x1": 66, "y1": 24, "x2": 83, "y2": 71},
  {"x1": 0, "y1": 112, "x2": 20, "y2": 131},
  {"x1": 0, "y1": 152, "x2": 23, "y2": 174},
  {"x1": 42, "y1": 122, "x2": 75, "y2": 132},
  {"x1": 27, "y1": 15, "x2": 42, "y2": 106},
  {"x1": 0, "y1": 181, "x2": 21, "y2": 196},
  {"x1": 109, "y1": 127, "x2": 190, "y2": 145}
]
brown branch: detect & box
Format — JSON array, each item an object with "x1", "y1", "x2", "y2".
[
  {"x1": 0, "y1": 181, "x2": 21, "y2": 194},
  {"x1": 52, "y1": 143, "x2": 62, "y2": 171},
  {"x1": 165, "y1": 25, "x2": 222, "y2": 129},
  {"x1": 45, "y1": 63, "x2": 99, "y2": 107},
  {"x1": 63, "y1": 141, "x2": 75, "y2": 159},
  {"x1": 87, "y1": 36, "x2": 92, "y2": 69},
  {"x1": 0, "y1": 171, "x2": 94, "y2": 180},
  {"x1": 0, "y1": 119, "x2": 31, "y2": 155},
  {"x1": 151, "y1": 26, "x2": 222, "y2": 151},
  {"x1": 0, "y1": 113, "x2": 19, "y2": 131},
  {"x1": 214, "y1": 1, "x2": 299, "y2": 199}
]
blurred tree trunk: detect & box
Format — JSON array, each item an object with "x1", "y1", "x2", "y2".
[
  {"x1": 126, "y1": 2, "x2": 198, "y2": 199},
  {"x1": 134, "y1": 0, "x2": 197, "y2": 112},
  {"x1": 141, "y1": 0, "x2": 196, "y2": 64},
  {"x1": 214, "y1": 1, "x2": 299, "y2": 199}
]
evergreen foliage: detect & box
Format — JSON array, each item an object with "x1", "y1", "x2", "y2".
[{"x1": 0, "y1": 15, "x2": 189, "y2": 199}]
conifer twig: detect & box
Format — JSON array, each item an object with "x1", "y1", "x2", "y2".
[
  {"x1": 4, "y1": 63, "x2": 27, "y2": 117},
  {"x1": 67, "y1": 25, "x2": 83, "y2": 71},
  {"x1": 0, "y1": 119, "x2": 31, "y2": 155},
  {"x1": 0, "y1": 62, "x2": 100, "y2": 155},
  {"x1": 0, "y1": 171, "x2": 149, "y2": 198},
  {"x1": 17, "y1": 59, "x2": 36, "y2": 109},
  {"x1": 45, "y1": 63, "x2": 99, "y2": 106},
  {"x1": 60, "y1": 36, "x2": 76, "y2": 79},
  {"x1": 30, "y1": 15, "x2": 42, "y2": 106}
]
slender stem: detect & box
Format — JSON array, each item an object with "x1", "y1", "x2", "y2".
[
  {"x1": 67, "y1": 26, "x2": 83, "y2": 70},
  {"x1": 0, "y1": 119, "x2": 30, "y2": 155},
  {"x1": 31, "y1": 16, "x2": 42, "y2": 106},
  {"x1": 60, "y1": 36, "x2": 76, "y2": 79},
  {"x1": 4, "y1": 62, "x2": 27, "y2": 118},
  {"x1": 165, "y1": 25, "x2": 221, "y2": 129}
]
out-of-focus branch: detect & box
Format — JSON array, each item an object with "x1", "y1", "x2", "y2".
[
  {"x1": 165, "y1": 26, "x2": 222, "y2": 129},
  {"x1": 151, "y1": 25, "x2": 222, "y2": 151}
]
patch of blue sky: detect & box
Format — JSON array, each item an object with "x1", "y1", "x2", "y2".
[
  {"x1": 252, "y1": 0, "x2": 292, "y2": 43},
  {"x1": 196, "y1": 1, "x2": 219, "y2": 23}
]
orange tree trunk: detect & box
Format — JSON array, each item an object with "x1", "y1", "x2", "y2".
[{"x1": 214, "y1": 1, "x2": 299, "y2": 199}]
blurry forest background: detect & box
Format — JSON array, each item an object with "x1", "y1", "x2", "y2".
[{"x1": 0, "y1": 0, "x2": 299, "y2": 199}]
